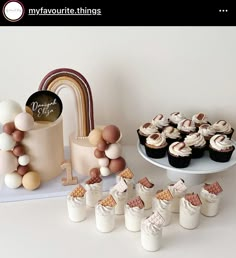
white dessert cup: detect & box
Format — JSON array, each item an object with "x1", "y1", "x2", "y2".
[
  {"x1": 141, "y1": 219, "x2": 162, "y2": 252},
  {"x1": 168, "y1": 195, "x2": 182, "y2": 213},
  {"x1": 152, "y1": 197, "x2": 172, "y2": 226},
  {"x1": 67, "y1": 195, "x2": 86, "y2": 222},
  {"x1": 136, "y1": 183, "x2": 155, "y2": 210},
  {"x1": 95, "y1": 204, "x2": 115, "y2": 233},
  {"x1": 179, "y1": 197, "x2": 201, "y2": 229},
  {"x1": 200, "y1": 189, "x2": 221, "y2": 217},
  {"x1": 116, "y1": 175, "x2": 134, "y2": 199},
  {"x1": 110, "y1": 188, "x2": 128, "y2": 215},
  {"x1": 125, "y1": 205, "x2": 144, "y2": 232},
  {"x1": 85, "y1": 183, "x2": 102, "y2": 208}
]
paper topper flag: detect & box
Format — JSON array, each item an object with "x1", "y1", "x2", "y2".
[{"x1": 26, "y1": 90, "x2": 63, "y2": 122}]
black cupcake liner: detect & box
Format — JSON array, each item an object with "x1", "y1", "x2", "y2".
[
  {"x1": 145, "y1": 144, "x2": 168, "y2": 159},
  {"x1": 167, "y1": 152, "x2": 192, "y2": 168},
  {"x1": 209, "y1": 146, "x2": 235, "y2": 162},
  {"x1": 137, "y1": 129, "x2": 147, "y2": 145},
  {"x1": 219, "y1": 128, "x2": 234, "y2": 140},
  {"x1": 166, "y1": 137, "x2": 183, "y2": 146},
  {"x1": 191, "y1": 146, "x2": 206, "y2": 159},
  {"x1": 169, "y1": 121, "x2": 178, "y2": 128}
]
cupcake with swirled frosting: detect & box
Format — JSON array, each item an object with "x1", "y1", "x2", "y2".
[
  {"x1": 177, "y1": 119, "x2": 196, "y2": 138},
  {"x1": 137, "y1": 122, "x2": 158, "y2": 145},
  {"x1": 151, "y1": 114, "x2": 169, "y2": 132},
  {"x1": 184, "y1": 132, "x2": 206, "y2": 158},
  {"x1": 198, "y1": 123, "x2": 216, "y2": 146},
  {"x1": 192, "y1": 112, "x2": 209, "y2": 128},
  {"x1": 168, "y1": 142, "x2": 192, "y2": 168},
  {"x1": 212, "y1": 120, "x2": 234, "y2": 139},
  {"x1": 169, "y1": 112, "x2": 186, "y2": 128},
  {"x1": 209, "y1": 134, "x2": 235, "y2": 162},
  {"x1": 162, "y1": 126, "x2": 182, "y2": 145},
  {"x1": 145, "y1": 132, "x2": 168, "y2": 158}
]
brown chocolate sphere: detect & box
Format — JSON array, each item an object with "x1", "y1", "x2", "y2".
[
  {"x1": 102, "y1": 125, "x2": 121, "y2": 144},
  {"x1": 94, "y1": 148, "x2": 105, "y2": 158},
  {"x1": 90, "y1": 167, "x2": 101, "y2": 178},
  {"x1": 97, "y1": 139, "x2": 108, "y2": 151},
  {"x1": 108, "y1": 157, "x2": 126, "y2": 173},
  {"x1": 12, "y1": 130, "x2": 24, "y2": 142},
  {"x1": 3, "y1": 122, "x2": 15, "y2": 135},
  {"x1": 13, "y1": 145, "x2": 25, "y2": 156},
  {"x1": 17, "y1": 165, "x2": 29, "y2": 176}
]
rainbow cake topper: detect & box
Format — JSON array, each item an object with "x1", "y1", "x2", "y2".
[{"x1": 38, "y1": 68, "x2": 94, "y2": 138}]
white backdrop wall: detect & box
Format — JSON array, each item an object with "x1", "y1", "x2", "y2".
[{"x1": 0, "y1": 27, "x2": 235, "y2": 145}]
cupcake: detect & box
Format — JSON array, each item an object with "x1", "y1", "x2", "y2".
[
  {"x1": 212, "y1": 120, "x2": 234, "y2": 139},
  {"x1": 192, "y1": 112, "x2": 209, "y2": 128},
  {"x1": 162, "y1": 126, "x2": 182, "y2": 145},
  {"x1": 168, "y1": 142, "x2": 192, "y2": 168},
  {"x1": 184, "y1": 132, "x2": 206, "y2": 158},
  {"x1": 151, "y1": 114, "x2": 169, "y2": 132},
  {"x1": 137, "y1": 122, "x2": 158, "y2": 145},
  {"x1": 198, "y1": 123, "x2": 216, "y2": 146},
  {"x1": 145, "y1": 133, "x2": 168, "y2": 159},
  {"x1": 177, "y1": 119, "x2": 196, "y2": 138},
  {"x1": 209, "y1": 134, "x2": 235, "y2": 162},
  {"x1": 169, "y1": 112, "x2": 185, "y2": 128}
]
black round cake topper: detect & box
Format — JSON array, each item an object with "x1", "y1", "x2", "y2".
[{"x1": 26, "y1": 91, "x2": 63, "y2": 122}]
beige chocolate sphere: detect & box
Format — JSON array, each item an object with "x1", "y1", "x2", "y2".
[
  {"x1": 22, "y1": 171, "x2": 41, "y2": 190},
  {"x1": 88, "y1": 128, "x2": 103, "y2": 146}
]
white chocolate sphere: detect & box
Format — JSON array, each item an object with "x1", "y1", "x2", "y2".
[
  {"x1": 0, "y1": 150, "x2": 18, "y2": 175},
  {"x1": 98, "y1": 157, "x2": 110, "y2": 167},
  {"x1": 0, "y1": 100, "x2": 22, "y2": 124},
  {"x1": 4, "y1": 172, "x2": 22, "y2": 189},
  {"x1": 105, "y1": 143, "x2": 122, "y2": 159},
  {"x1": 14, "y1": 112, "x2": 34, "y2": 131},
  {"x1": 18, "y1": 154, "x2": 30, "y2": 166},
  {"x1": 100, "y1": 166, "x2": 111, "y2": 177},
  {"x1": 0, "y1": 133, "x2": 16, "y2": 151}
]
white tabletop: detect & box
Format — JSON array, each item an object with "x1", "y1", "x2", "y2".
[{"x1": 0, "y1": 145, "x2": 236, "y2": 258}]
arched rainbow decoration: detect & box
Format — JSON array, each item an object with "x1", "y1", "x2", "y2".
[{"x1": 38, "y1": 68, "x2": 94, "y2": 138}]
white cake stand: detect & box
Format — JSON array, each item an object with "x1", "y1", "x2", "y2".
[{"x1": 137, "y1": 141, "x2": 236, "y2": 186}]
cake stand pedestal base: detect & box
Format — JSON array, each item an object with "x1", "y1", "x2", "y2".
[{"x1": 166, "y1": 170, "x2": 207, "y2": 186}]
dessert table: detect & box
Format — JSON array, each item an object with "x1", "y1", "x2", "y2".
[{"x1": 0, "y1": 145, "x2": 235, "y2": 258}]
